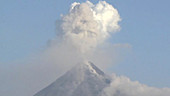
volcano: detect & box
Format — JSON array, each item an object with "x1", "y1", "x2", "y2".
[{"x1": 34, "y1": 61, "x2": 111, "y2": 96}]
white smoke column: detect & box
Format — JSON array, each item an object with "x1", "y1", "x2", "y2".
[
  {"x1": 41, "y1": 0, "x2": 122, "y2": 76},
  {"x1": 60, "y1": 1, "x2": 121, "y2": 53}
]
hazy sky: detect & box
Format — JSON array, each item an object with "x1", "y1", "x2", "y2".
[{"x1": 0, "y1": 0, "x2": 170, "y2": 88}]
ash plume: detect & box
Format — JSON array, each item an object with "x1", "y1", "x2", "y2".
[{"x1": 52, "y1": 1, "x2": 121, "y2": 54}]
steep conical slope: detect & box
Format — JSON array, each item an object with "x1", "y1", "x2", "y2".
[{"x1": 34, "y1": 61, "x2": 111, "y2": 96}]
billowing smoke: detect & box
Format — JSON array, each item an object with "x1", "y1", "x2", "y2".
[
  {"x1": 45, "y1": 0, "x2": 122, "y2": 70},
  {"x1": 53, "y1": 1, "x2": 121, "y2": 54},
  {"x1": 101, "y1": 74, "x2": 170, "y2": 96}
]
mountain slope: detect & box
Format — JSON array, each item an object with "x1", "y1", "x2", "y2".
[{"x1": 34, "y1": 61, "x2": 111, "y2": 96}]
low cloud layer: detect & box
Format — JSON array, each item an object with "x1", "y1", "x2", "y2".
[{"x1": 101, "y1": 74, "x2": 170, "y2": 96}]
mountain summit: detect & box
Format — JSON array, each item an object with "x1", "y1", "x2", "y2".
[{"x1": 34, "y1": 61, "x2": 111, "y2": 96}]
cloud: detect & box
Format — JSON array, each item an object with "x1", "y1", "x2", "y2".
[
  {"x1": 101, "y1": 74, "x2": 170, "y2": 96},
  {"x1": 53, "y1": 0, "x2": 121, "y2": 54},
  {"x1": 45, "y1": 0, "x2": 123, "y2": 71}
]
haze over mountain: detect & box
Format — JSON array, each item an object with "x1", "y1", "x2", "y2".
[
  {"x1": 34, "y1": 61, "x2": 170, "y2": 96},
  {"x1": 34, "y1": 62, "x2": 111, "y2": 96},
  {"x1": 34, "y1": 61, "x2": 110, "y2": 96}
]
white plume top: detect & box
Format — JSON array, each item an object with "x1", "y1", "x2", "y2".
[{"x1": 60, "y1": 1, "x2": 121, "y2": 53}]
